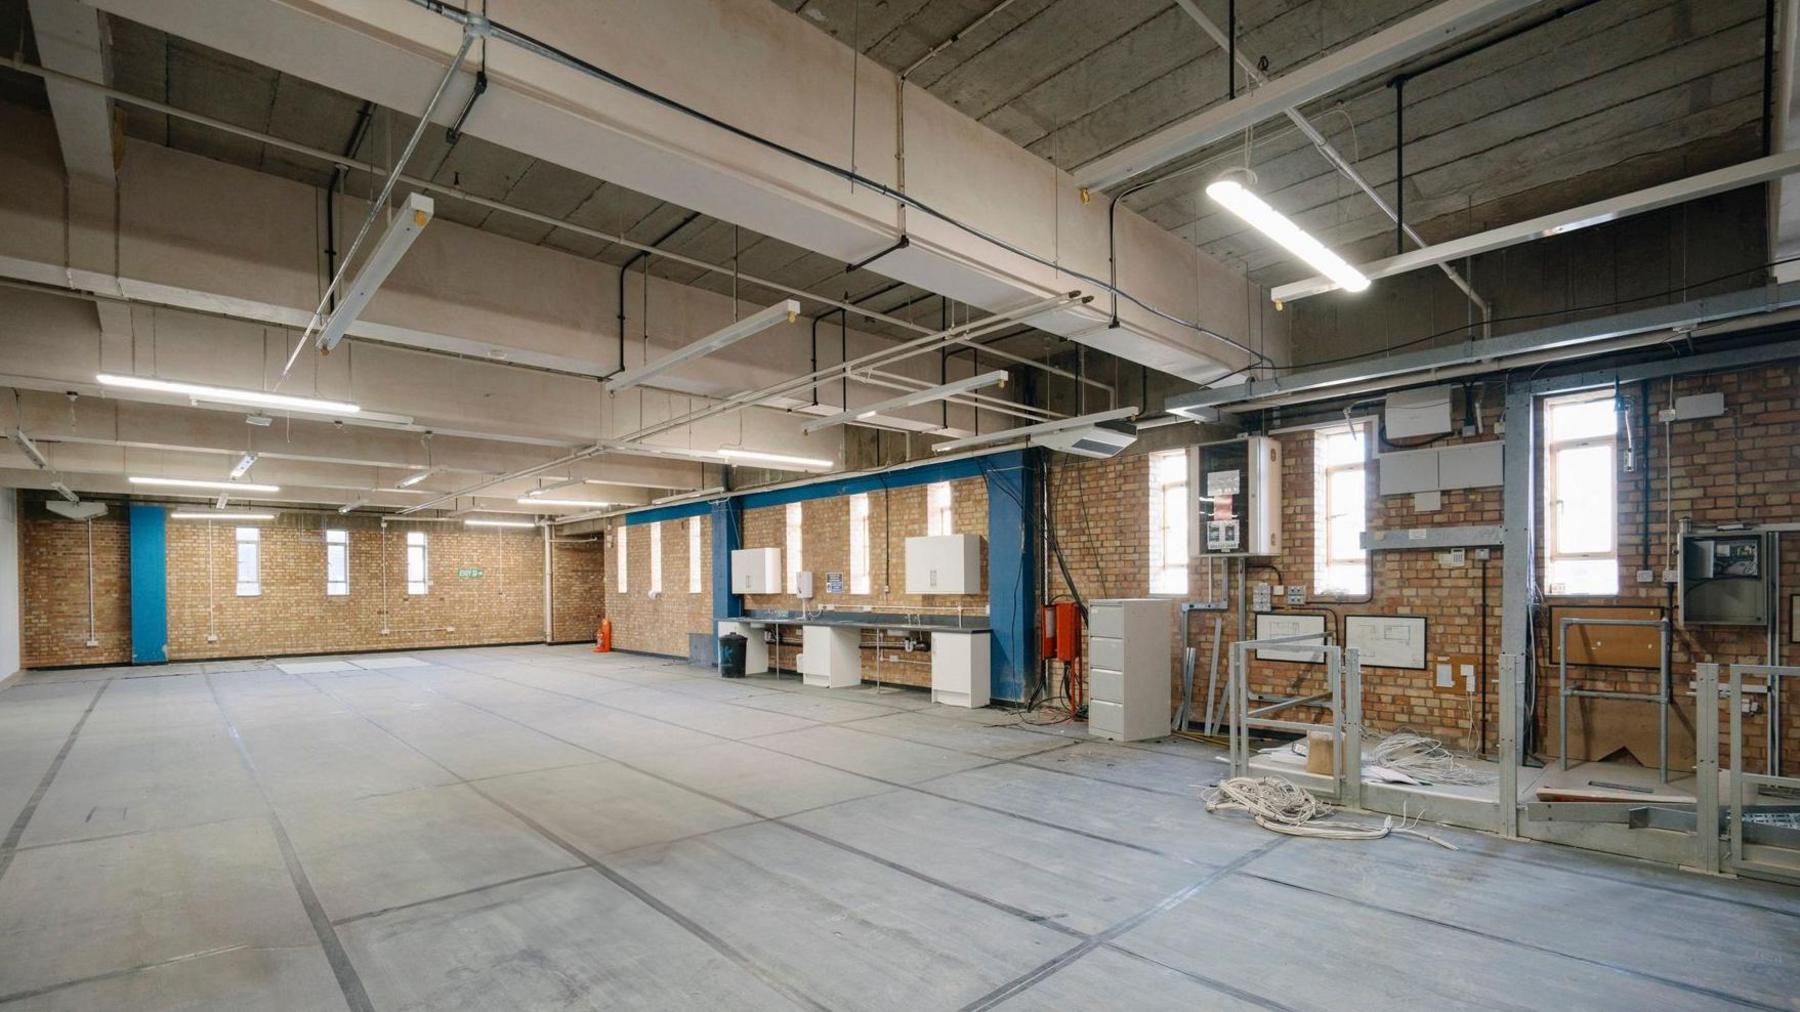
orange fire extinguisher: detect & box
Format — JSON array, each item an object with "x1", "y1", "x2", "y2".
[{"x1": 594, "y1": 618, "x2": 613, "y2": 653}]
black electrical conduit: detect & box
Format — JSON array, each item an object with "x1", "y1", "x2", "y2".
[
  {"x1": 408, "y1": 0, "x2": 1270, "y2": 372},
  {"x1": 611, "y1": 211, "x2": 704, "y2": 378}
]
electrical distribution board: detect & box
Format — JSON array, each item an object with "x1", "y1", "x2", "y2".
[
  {"x1": 1188, "y1": 436, "x2": 1282, "y2": 556},
  {"x1": 1679, "y1": 532, "x2": 1768, "y2": 626}
]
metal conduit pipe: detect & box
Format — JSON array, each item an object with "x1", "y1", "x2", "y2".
[{"x1": 613, "y1": 212, "x2": 704, "y2": 377}]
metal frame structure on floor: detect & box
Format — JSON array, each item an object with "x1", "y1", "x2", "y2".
[
  {"x1": 1725, "y1": 664, "x2": 1800, "y2": 884},
  {"x1": 1227, "y1": 634, "x2": 1360, "y2": 806},
  {"x1": 1557, "y1": 616, "x2": 1673, "y2": 783}
]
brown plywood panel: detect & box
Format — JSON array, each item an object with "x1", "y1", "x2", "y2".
[{"x1": 1550, "y1": 606, "x2": 1666, "y2": 669}]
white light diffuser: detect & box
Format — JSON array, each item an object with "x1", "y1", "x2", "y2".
[
  {"x1": 339, "y1": 499, "x2": 367, "y2": 514},
  {"x1": 799, "y1": 370, "x2": 1010, "y2": 434},
  {"x1": 931, "y1": 407, "x2": 1141, "y2": 453},
  {"x1": 605, "y1": 299, "x2": 801, "y2": 393},
  {"x1": 516, "y1": 498, "x2": 618, "y2": 507},
  {"x1": 465, "y1": 518, "x2": 536, "y2": 528},
  {"x1": 7, "y1": 430, "x2": 50, "y2": 469},
  {"x1": 50, "y1": 481, "x2": 78, "y2": 503},
  {"x1": 1206, "y1": 175, "x2": 1369, "y2": 294},
  {"x1": 396, "y1": 466, "x2": 441, "y2": 488},
  {"x1": 316, "y1": 193, "x2": 434, "y2": 353},
  {"x1": 129, "y1": 476, "x2": 280, "y2": 493},
  {"x1": 170, "y1": 512, "x2": 275, "y2": 520},
  {"x1": 716, "y1": 448, "x2": 833, "y2": 471},
  {"x1": 98, "y1": 374, "x2": 360, "y2": 415},
  {"x1": 230, "y1": 453, "x2": 258, "y2": 479}
]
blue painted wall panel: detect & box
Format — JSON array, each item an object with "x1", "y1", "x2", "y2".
[
  {"x1": 982, "y1": 452, "x2": 1037, "y2": 703},
  {"x1": 128, "y1": 505, "x2": 167, "y2": 664}
]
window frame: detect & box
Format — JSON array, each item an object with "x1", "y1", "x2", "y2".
[
  {"x1": 405, "y1": 530, "x2": 429, "y2": 595},
  {"x1": 1146, "y1": 449, "x2": 1188, "y2": 596},
  {"x1": 849, "y1": 492, "x2": 872, "y2": 595},
  {"x1": 1543, "y1": 389, "x2": 1620, "y2": 596},
  {"x1": 649, "y1": 521, "x2": 663, "y2": 595},
  {"x1": 234, "y1": 526, "x2": 261, "y2": 597},
  {"x1": 926, "y1": 481, "x2": 953, "y2": 536},
  {"x1": 1314, "y1": 421, "x2": 1370, "y2": 598},
  {"x1": 688, "y1": 516, "x2": 703, "y2": 594},
  {"x1": 617, "y1": 525, "x2": 628, "y2": 594},
  {"x1": 784, "y1": 502, "x2": 804, "y2": 595},
  {"x1": 325, "y1": 528, "x2": 350, "y2": 597}
]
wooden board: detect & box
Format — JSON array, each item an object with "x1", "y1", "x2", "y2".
[
  {"x1": 1549, "y1": 605, "x2": 1665, "y2": 669},
  {"x1": 1544, "y1": 694, "x2": 1696, "y2": 770}
]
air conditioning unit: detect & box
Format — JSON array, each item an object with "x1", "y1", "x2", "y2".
[
  {"x1": 47, "y1": 500, "x2": 108, "y2": 521},
  {"x1": 1030, "y1": 419, "x2": 1137, "y2": 458}
]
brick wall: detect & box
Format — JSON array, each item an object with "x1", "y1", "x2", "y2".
[
  {"x1": 18, "y1": 504, "x2": 606, "y2": 666},
  {"x1": 604, "y1": 513, "x2": 713, "y2": 659},
  {"x1": 550, "y1": 536, "x2": 607, "y2": 643},
  {"x1": 18, "y1": 506, "x2": 131, "y2": 667}
]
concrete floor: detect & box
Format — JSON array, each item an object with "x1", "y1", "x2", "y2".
[{"x1": 0, "y1": 646, "x2": 1796, "y2": 1010}]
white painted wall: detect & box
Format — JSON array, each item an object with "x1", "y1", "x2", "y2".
[{"x1": 0, "y1": 489, "x2": 19, "y2": 680}]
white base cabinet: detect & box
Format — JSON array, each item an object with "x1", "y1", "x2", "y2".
[
  {"x1": 931, "y1": 631, "x2": 990, "y2": 708},
  {"x1": 801, "y1": 625, "x2": 861, "y2": 688},
  {"x1": 716, "y1": 621, "x2": 768, "y2": 675},
  {"x1": 1086, "y1": 599, "x2": 1172, "y2": 742}
]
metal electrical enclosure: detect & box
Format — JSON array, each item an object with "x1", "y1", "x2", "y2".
[
  {"x1": 1679, "y1": 531, "x2": 1768, "y2": 626},
  {"x1": 1188, "y1": 436, "x2": 1281, "y2": 556}
]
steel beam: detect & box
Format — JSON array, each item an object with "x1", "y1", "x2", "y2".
[
  {"x1": 1074, "y1": 0, "x2": 1540, "y2": 190},
  {"x1": 1274, "y1": 149, "x2": 1800, "y2": 302}
]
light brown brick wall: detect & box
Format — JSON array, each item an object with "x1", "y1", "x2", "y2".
[
  {"x1": 19, "y1": 505, "x2": 606, "y2": 666},
  {"x1": 605, "y1": 514, "x2": 713, "y2": 659},
  {"x1": 19, "y1": 506, "x2": 131, "y2": 667},
  {"x1": 550, "y1": 536, "x2": 607, "y2": 643}
]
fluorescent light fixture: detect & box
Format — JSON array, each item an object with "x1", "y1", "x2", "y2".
[
  {"x1": 605, "y1": 299, "x2": 801, "y2": 393},
  {"x1": 129, "y1": 476, "x2": 280, "y2": 493},
  {"x1": 50, "y1": 481, "x2": 78, "y2": 503},
  {"x1": 800, "y1": 370, "x2": 1010, "y2": 434},
  {"x1": 170, "y1": 511, "x2": 275, "y2": 520},
  {"x1": 653, "y1": 486, "x2": 724, "y2": 505},
  {"x1": 7, "y1": 430, "x2": 50, "y2": 469},
  {"x1": 516, "y1": 498, "x2": 618, "y2": 508},
  {"x1": 396, "y1": 466, "x2": 442, "y2": 488},
  {"x1": 340, "y1": 498, "x2": 367, "y2": 514},
  {"x1": 932, "y1": 406, "x2": 1141, "y2": 453},
  {"x1": 97, "y1": 374, "x2": 360, "y2": 415},
  {"x1": 229, "y1": 453, "x2": 258, "y2": 480},
  {"x1": 1206, "y1": 172, "x2": 1369, "y2": 294},
  {"x1": 316, "y1": 193, "x2": 434, "y2": 353},
  {"x1": 716, "y1": 448, "x2": 834, "y2": 471},
  {"x1": 214, "y1": 492, "x2": 230, "y2": 509},
  {"x1": 464, "y1": 518, "x2": 536, "y2": 528}
]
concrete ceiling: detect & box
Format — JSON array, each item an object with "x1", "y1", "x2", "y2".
[{"x1": 781, "y1": 0, "x2": 1770, "y2": 287}]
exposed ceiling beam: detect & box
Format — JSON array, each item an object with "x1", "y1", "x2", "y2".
[
  {"x1": 26, "y1": 0, "x2": 116, "y2": 182},
  {"x1": 1270, "y1": 149, "x2": 1800, "y2": 303},
  {"x1": 1074, "y1": 0, "x2": 1543, "y2": 191}
]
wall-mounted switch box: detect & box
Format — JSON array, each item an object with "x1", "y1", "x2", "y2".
[
  {"x1": 1636, "y1": 569, "x2": 1656, "y2": 583},
  {"x1": 1252, "y1": 583, "x2": 1273, "y2": 612},
  {"x1": 1285, "y1": 586, "x2": 1306, "y2": 605}
]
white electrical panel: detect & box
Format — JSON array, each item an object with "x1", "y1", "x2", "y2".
[
  {"x1": 730, "y1": 548, "x2": 782, "y2": 594},
  {"x1": 1251, "y1": 583, "x2": 1273, "y2": 612},
  {"x1": 796, "y1": 571, "x2": 815, "y2": 599},
  {"x1": 1188, "y1": 436, "x2": 1281, "y2": 556},
  {"x1": 1384, "y1": 386, "x2": 1454, "y2": 439},
  {"x1": 904, "y1": 534, "x2": 983, "y2": 595}
]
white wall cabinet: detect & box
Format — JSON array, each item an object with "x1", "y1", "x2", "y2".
[
  {"x1": 904, "y1": 534, "x2": 982, "y2": 595},
  {"x1": 730, "y1": 548, "x2": 782, "y2": 594},
  {"x1": 931, "y1": 631, "x2": 990, "y2": 708},
  {"x1": 1087, "y1": 598, "x2": 1172, "y2": 742}
]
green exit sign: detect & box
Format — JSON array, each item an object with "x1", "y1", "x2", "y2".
[{"x1": 457, "y1": 567, "x2": 484, "y2": 578}]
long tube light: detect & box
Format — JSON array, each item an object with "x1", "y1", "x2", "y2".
[
  {"x1": 340, "y1": 498, "x2": 367, "y2": 514},
  {"x1": 97, "y1": 374, "x2": 360, "y2": 415},
  {"x1": 7, "y1": 429, "x2": 51, "y2": 469},
  {"x1": 605, "y1": 299, "x2": 801, "y2": 394},
  {"x1": 932, "y1": 407, "x2": 1141, "y2": 454},
  {"x1": 465, "y1": 518, "x2": 536, "y2": 528},
  {"x1": 130, "y1": 476, "x2": 280, "y2": 493},
  {"x1": 171, "y1": 511, "x2": 275, "y2": 520},
  {"x1": 316, "y1": 193, "x2": 434, "y2": 353},
  {"x1": 799, "y1": 370, "x2": 1010, "y2": 434},
  {"x1": 396, "y1": 466, "x2": 442, "y2": 488},
  {"x1": 230, "y1": 453, "x2": 258, "y2": 480},
  {"x1": 716, "y1": 448, "x2": 833, "y2": 471},
  {"x1": 517, "y1": 498, "x2": 619, "y2": 507},
  {"x1": 50, "y1": 481, "x2": 78, "y2": 503},
  {"x1": 1205, "y1": 173, "x2": 1368, "y2": 294}
]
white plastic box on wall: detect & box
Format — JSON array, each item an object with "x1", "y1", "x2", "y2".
[
  {"x1": 729, "y1": 547, "x2": 781, "y2": 594},
  {"x1": 904, "y1": 534, "x2": 983, "y2": 595}
]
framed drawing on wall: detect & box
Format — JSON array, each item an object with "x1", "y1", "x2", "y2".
[{"x1": 1345, "y1": 614, "x2": 1428, "y2": 670}]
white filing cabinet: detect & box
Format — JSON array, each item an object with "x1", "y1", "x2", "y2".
[
  {"x1": 801, "y1": 625, "x2": 861, "y2": 688},
  {"x1": 716, "y1": 620, "x2": 769, "y2": 674},
  {"x1": 729, "y1": 548, "x2": 782, "y2": 594},
  {"x1": 931, "y1": 631, "x2": 990, "y2": 708},
  {"x1": 1086, "y1": 599, "x2": 1172, "y2": 742},
  {"x1": 904, "y1": 534, "x2": 983, "y2": 595}
]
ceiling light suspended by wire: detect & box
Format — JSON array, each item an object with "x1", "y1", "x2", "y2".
[{"x1": 1205, "y1": 168, "x2": 1369, "y2": 294}]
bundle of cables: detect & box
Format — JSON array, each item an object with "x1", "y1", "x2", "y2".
[
  {"x1": 1370, "y1": 731, "x2": 1496, "y2": 786},
  {"x1": 1202, "y1": 776, "x2": 1457, "y2": 849}
]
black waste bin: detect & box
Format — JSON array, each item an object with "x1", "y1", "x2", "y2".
[{"x1": 719, "y1": 633, "x2": 748, "y2": 678}]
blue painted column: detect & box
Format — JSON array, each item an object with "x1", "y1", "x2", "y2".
[
  {"x1": 128, "y1": 504, "x2": 168, "y2": 664},
  {"x1": 983, "y1": 450, "x2": 1038, "y2": 703},
  {"x1": 711, "y1": 497, "x2": 743, "y2": 622}
]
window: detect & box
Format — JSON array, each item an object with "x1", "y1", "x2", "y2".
[
  {"x1": 234, "y1": 526, "x2": 261, "y2": 596},
  {"x1": 406, "y1": 531, "x2": 429, "y2": 595},
  {"x1": 849, "y1": 493, "x2": 872, "y2": 595},
  {"x1": 1147, "y1": 450, "x2": 1188, "y2": 595},
  {"x1": 688, "y1": 517, "x2": 703, "y2": 594},
  {"x1": 785, "y1": 502, "x2": 803, "y2": 594},
  {"x1": 926, "y1": 481, "x2": 953, "y2": 536},
  {"x1": 616, "y1": 525, "x2": 628, "y2": 593},
  {"x1": 1314, "y1": 423, "x2": 1369, "y2": 597},
  {"x1": 1544, "y1": 390, "x2": 1619, "y2": 595},
  {"x1": 325, "y1": 529, "x2": 349, "y2": 596},
  {"x1": 649, "y1": 521, "x2": 663, "y2": 595}
]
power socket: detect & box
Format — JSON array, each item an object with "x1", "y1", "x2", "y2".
[
  {"x1": 85, "y1": 637, "x2": 100, "y2": 648},
  {"x1": 1285, "y1": 585, "x2": 1306, "y2": 605},
  {"x1": 1636, "y1": 569, "x2": 1656, "y2": 584},
  {"x1": 205, "y1": 633, "x2": 219, "y2": 643}
]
